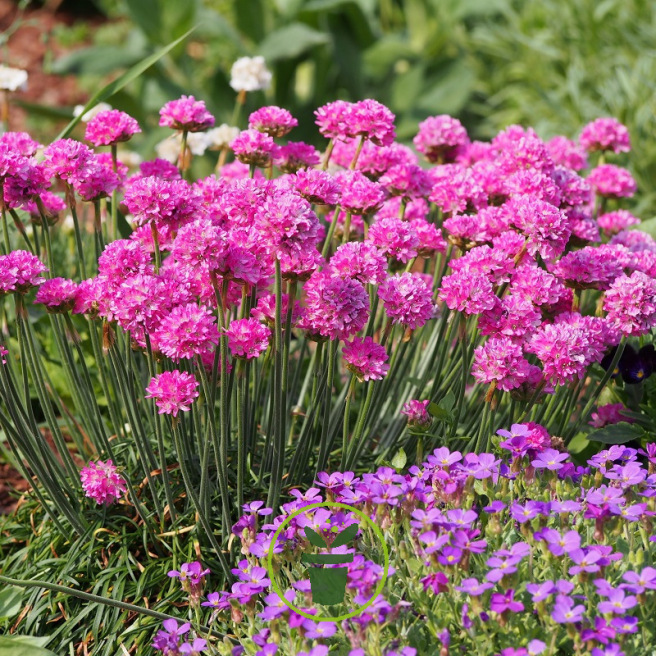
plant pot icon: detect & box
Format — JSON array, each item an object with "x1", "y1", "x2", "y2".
[
  {"x1": 301, "y1": 524, "x2": 358, "y2": 605},
  {"x1": 307, "y1": 566, "x2": 349, "y2": 605}
]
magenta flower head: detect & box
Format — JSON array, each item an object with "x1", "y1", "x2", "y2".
[
  {"x1": 224, "y1": 318, "x2": 271, "y2": 360},
  {"x1": 85, "y1": 109, "x2": 140, "y2": 146},
  {"x1": 274, "y1": 142, "x2": 321, "y2": 173},
  {"x1": 79, "y1": 459, "x2": 126, "y2": 506},
  {"x1": 350, "y1": 99, "x2": 396, "y2": 146},
  {"x1": 343, "y1": 336, "x2": 389, "y2": 382},
  {"x1": 603, "y1": 271, "x2": 656, "y2": 336},
  {"x1": 42, "y1": 138, "x2": 93, "y2": 184},
  {"x1": 580, "y1": 117, "x2": 631, "y2": 153},
  {"x1": 231, "y1": 129, "x2": 278, "y2": 168},
  {"x1": 414, "y1": 115, "x2": 469, "y2": 163},
  {"x1": 293, "y1": 168, "x2": 341, "y2": 205},
  {"x1": 587, "y1": 164, "x2": 636, "y2": 198},
  {"x1": 315, "y1": 100, "x2": 353, "y2": 140},
  {"x1": 249, "y1": 106, "x2": 298, "y2": 138},
  {"x1": 490, "y1": 589, "x2": 524, "y2": 614},
  {"x1": 0, "y1": 250, "x2": 48, "y2": 295},
  {"x1": 34, "y1": 277, "x2": 78, "y2": 313},
  {"x1": 379, "y1": 273, "x2": 434, "y2": 330},
  {"x1": 145, "y1": 370, "x2": 200, "y2": 417},
  {"x1": 159, "y1": 95, "x2": 215, "y2": 132},
  {"x1": 401, "y1": 399, "x2": 431, "y2": 430}
]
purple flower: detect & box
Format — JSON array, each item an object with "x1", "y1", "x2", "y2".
[
  {"x1": 551, "y1": 595, "x2": 586, "y2": 623},
  {"x1": 438, "y1": 545, "x2": 463, "y2": 566},
  {"x1": 532, "y1": 449, "x2": 569, "y2": 470},
  {"x1": 455, "y1": 578, "x2": 494, "y2": 596},
  {"x1": 621, "y1": 567, "x2": 656, "y2": 593},
  {"x1": 569, "y1": 548, "x2": 602, "y2": 575},
  {"x1": 526, "y1": 580, "x2": 555, "y2": 602},
  {"x1": 540, "y1": 528, "x2": 581, "y2": 556},
  {"x1": 597, "y1": 589, "x2": 637, "y2": 614},
  {"x1": 591, "y1": 645, "x2": 625, "y2": 656},
  {"x1": 490, "y1": 589, "x2": 524, "y2": 614},
  {"x1": 302, "y1": 620, "x2": 338, "y2": 639}
]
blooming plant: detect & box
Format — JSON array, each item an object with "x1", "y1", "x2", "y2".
[
  {"x1": 147, "y1": 428, "x2": 656, "y2": 656},
  {"x1": 0, "y1": 61, "x2": 654, "y2": 592}
]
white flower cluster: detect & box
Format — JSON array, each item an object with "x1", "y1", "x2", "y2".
[
  {"x1": 229, "y1": 56, "x2": 272, "y2": 93},
  {"x1": 0, "y1": 65, "x2": 28, "y2": 92},
  {"x1": 73, "y1": 102, "x2": 112, "y2": 122},
  {"x1": 155, "y1": 124, "x2": 240, "y2": 162}
]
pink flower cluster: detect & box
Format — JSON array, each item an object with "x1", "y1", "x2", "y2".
[
  {"x1": 79, "y1": 459, "x2": 126, "y2": 505},
  {"x1": 145, "y1": 370, "x2": 200, "y2": 417}
]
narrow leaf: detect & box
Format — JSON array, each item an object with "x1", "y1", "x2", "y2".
[
  {"x1": 56, "y1": 27, "x2": 195, "y2": 140},
  {"x1": 390, "y1": 447, "x2": 407, "y2": 471}
]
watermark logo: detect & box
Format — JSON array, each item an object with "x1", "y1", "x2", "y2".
[{"x1": 265, "y1": 501, "x2": 389, "y2": 622}]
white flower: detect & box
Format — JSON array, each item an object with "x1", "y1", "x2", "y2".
[
  {"x1": 60, "y1": 214, "x2": 75, "y2": 234},
  {"x1": 0, "y1": 65, "x2": 28, "y2": 92},
  {"x1": 73, "y1": 102, "x2": 112, "y2": 122},
  {"x1": 205, "y1": 124, "x2": 240, "y2": 149},
  {"x1": 117, "y1": 150, "x2": 142, "y2": 168},
  {"x1": 155, "y1": 132, "x2": 211, "y2": 162},
  {"x1": 229, "y1": 56, "x2": 272, "y2": 92}
]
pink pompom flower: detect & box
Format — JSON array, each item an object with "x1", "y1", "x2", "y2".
[
  {"x1": 589, "y1": 403, "x2": 635, "y2": 428},
  {"x1": 342, "y1": 336, "x2": 389, "y2": 382},
  {"x1": 249, "y1": 106, "x2": 298, "y2": 138},
  {"x1": 34, "y1": 277, "x2": 78, "y2": 313},
  {"x1": 231, "y1": 129, "x2": 278, "y2": 168},
  {"x1": 80, "y1": 459, "x2": 127, "y2": 506},
  {"x1": 579, "y1": 117, "x2": 631, "y2": 153},
  {"x1": 379, "y1": 273, "x2": 434, "y2": 330},
  {"x1": 224, "y1": 318, "x2": 271, "y2": 359},
  {"x1": 587, "y1": 164, "x2": 637, "y2": 198},
  {"x1": 145, "y1": 370, "x2": 200, "y2": 417},
  {"x1": 159, "y1": 95, "x2": 215, "y2": 132},
  {"x1": 604, "y1": 271, "x2": 656, "y2": 336},
  {"x1": 85, "y1": 109, "x2": 141, "y2": 146},
  {"x1": 401, "y1": 399, "x2": 431, "y2": 429},
  {"x1": 414, "y1": 115, "x2": 469, "y2": 163},
  {"x1": 0, "y1": 250, "x2": 48, "y2": 295}
]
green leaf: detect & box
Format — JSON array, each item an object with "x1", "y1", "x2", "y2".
[
  {"x1": 586, "y1": 422, "x2": 645, "y2": 445},
  {"x1": 390, "y1": 447, "x2": 407, "y2": 471},
  {"x1": 125, "y1": 0, "x2": 163, "y2": 43},
  {"x1": 428, "y1": 398, "x2": 454, "y2": 424},
  {"x1": 0, "y1": 586, "x2": 23, "y2": 619},
  {"x1": 304, "y1": 526, "x2": 328, "y2": 548},
  {"x1": 439, "y1": 391, "x2": 456, "y2": 413},
  {"x1": 258, "y1": 23, "x2": 330, "y2": 62},
  {"x1": 56, "y1": 27, "x2": 195, "y2": 140},
  {"x1": 331, "y1": 522, "x2": 359, "y2": 548},
  {"x1": 0, "y1": 637, "x2": 56, "y2": 656},
  {"x1": 417, "y1": 60, "x2": 476, "y2": 115},
  {"x1": 51, "y1": 45, "x2": 146, "y2": 76}
]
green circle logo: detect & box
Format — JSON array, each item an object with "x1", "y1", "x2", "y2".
[{"x1": 265, "y1": 501, "x2": 389, "y2": 622}]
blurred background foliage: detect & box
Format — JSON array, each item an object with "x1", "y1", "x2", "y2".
[{"x1": 14, "y1": 0, "x2": 656, "y2": 214}]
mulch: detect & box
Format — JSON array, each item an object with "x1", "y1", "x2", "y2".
[{"x1": 0, "y1": 461, "x2": 30, "y2": 515}]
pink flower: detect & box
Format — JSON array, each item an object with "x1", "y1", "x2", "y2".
[
  {"x1": 579, "y1": 117, "x2": 630, "y2": 153},
  {"x1": 80, "y1": 460, "x2": 126, "y2": 505},
  {"x1": 589, "y1": 403, "x2": 634, "y2": 428},
  {"x1": 299, "y1": 270, "x2": 369, "y2": 341},
  {"x1": 337, "y1": 170, "x2": 387, "y2": 215},
  {"x1": 378, "y1": 164, "x2": 432, "y2": 198},
  {"x1": 379, "y1": 273, "x2": 434, "y2": 330},
  {"x1": 231, "y1": 129, "x2": 278, "y2": 168},
  {"x1": 350, "y1": 99, "x2": 396, "y2": 146},
  {"x1": 472, "y1": 337, "x2": 533, "y2": 392},
  {"x1": 42, "y1": 138, "x2": 93, "y2": 184},
  {"x1": 368, "y1": 217, "x2": 419, "y2": 264},
  {"x1": 85, "y1": 109, "x2": 140, "y2": 146},
  {"x1": 159, "y1": 95, "x2": 215, "y2": 132},
  {"x1": 35, "y1": 277, "x2": 78, "y2": 313},
  {"x1": 145, "y1": 370, "x2": 200, "y2": 417},
  {"x1": 249, "y1": 106, "x2": 297, "y2": 138},
  {"x1": 224, "y1": 318, "x2": 271, "y2": 359},
  {"x1": 153, "y1": 303, "x2": 218, "y2": 361},
  {"x1": 414, "y1": 115, "x2": 469, "y2": 163},
  {"x1": 587, "y1": 164, "x2": 636, "y2": 198},
  {"x1": 273, "y1": 142, "x2": 320, "y2": 173},
  {"x1": 329, "y1": 241, "x2": 388, "y2": 285},
  {"x1": 546, "y1": 136, "x2": 588, "y2": 170},
  {"x1": 439, "y1": 270, "x2": 496, "y2": 316},
  {"x1": 0, "y1": 131, "x2": 40, "y2": 157},
  {"x1": 401, "y1": 399, "x2": 431, "y2": 429},
  {"x1": 73, "y1": 156, "x2": 121, "y2": 201},
  {"x1": 598, "y1": 210, "x2": 640, "y2": 236},
  {"x1": 604, "y1": 271, "x2": 656, "y2": 336},
  {"x1": 343, "y1": 336, "x2": 389, "y2": 381},
  {"x1": 315, "y1": 100, "x2": 353, "y2": 139},
  {"x1": 293, "y1": 168, "x2": 340, "y2": 205},
  {"x1": 0, "y1": 250, "x2": 47, "y2": 294}
]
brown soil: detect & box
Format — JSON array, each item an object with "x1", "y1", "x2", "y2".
[
  {"x1": 0, "y1": 0, "x2": 104, "y2": 133},
  {"x1": 0, "y1": 461, "x2": 30, "y2": 514}
]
